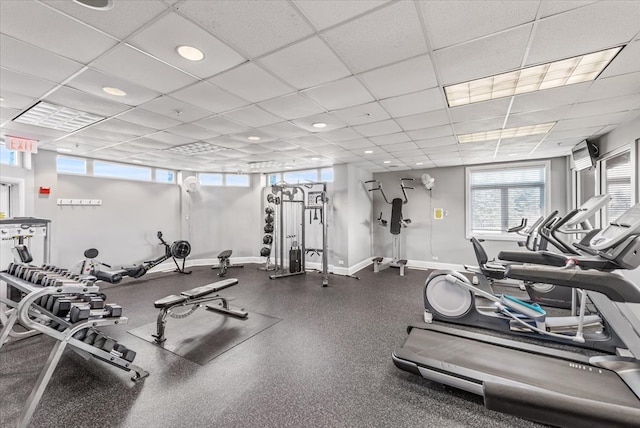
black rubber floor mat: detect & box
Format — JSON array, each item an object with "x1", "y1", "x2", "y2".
[{"x1": 128, "y1": 309, "x2": 281, "y2": 365}]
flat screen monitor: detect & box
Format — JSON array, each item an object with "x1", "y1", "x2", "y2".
[{"x1": 571, "y1": 140, "x2": 598, "y2": 171}]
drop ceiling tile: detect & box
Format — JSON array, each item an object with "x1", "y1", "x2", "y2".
[
  {"x1": 396, "y1": 109, "x2": 451, "y2": 132},
  {"x1": 57, "y1": 134, "x2": 115, "y2": 148},
  {"x1": 380, "y1": 88, "x2": 445, "y2": 117},
  {"x1": 453, "y1": 117, "x2": 507, "y2": 134},
  {"x1": 580, "y1": 72, "x2": 640, "y2": 102},
  {"x1": 384, "y1": 141, "x2": 419, "y2": 152},
  {"x1": 545, "y1": 126, "x2": 606, "y2": 141},
  {"x1": 118, "y1": 109, "x2": 181, "y2": 130},
  {"x1": 310, "y1": 143, "x2": 344, "y2": 154},
  {"x1": 92, "y1": 45, "x2": 197, "y2": 94},
  {"x1": 322, "y1": 1, "x2": 427, "y2": 73},
  {"x1": 222, "y1": 106, "x2": 283, "y2": 128},
  {"x1": 552, "y1": 112, "x2": 630, "y2": 132},
  {"x1": 291, "y1": 113, "x2": 346, "y2": 132},
  {"x1": 564, "y1": 95, "x2": 640, "y2": 119},
  {"x1": 139, "y1": 96, "x2": 212, "y2": 123},
  {"x1": 259, "y1": 37, "x2": 351, "y2": 90},
  {"x1": 286, "y1": 135, "x2": 331, "y2": 148},
  {"x1": 129, "y1": 12, "x2": 246, "y2": 79},
  {"x1": 45, "y1": 86, "x2": 130, "y2": 117},
  {"x1": 147, "y1": 131, "x2": 193, "y2": 145},
  {"x1": 369, "y1": 132, "x2": 411, "y2": 145},
  {"x1": 352, "y1": 119, "x2": 402, "y2": 137},
  {"x1": 258, "y1": 93, "x2": 325, "y2": 120},
  {"x1": 0, "y1": 1, "x2": 117, "y2": 63},
  {"x1": 0, "y1": 107, "x2": 20, "y2": 123},
  {"x1": 317, "y1": 127, "x2": 362, "y2": 142},
  {"x1": 505, "y1": 106, "x2": 571, "y2": 128},
  {"x1": 236, "y1": 144, "x2": 274, "y2": 155},
  {"x1": 538, "y1": 1, "x2": 597, "y2": 18},
  {"x1": 256, "y1": 140, "x2": 300, "y2": 151},
  {"x1": 293, "y1": 0, "x2": 387, "y2": 30},
  {"x1": 0, "y1": 69, "x2": 57, "y2": 99},
  {"x1": 526, "y1": 1, "x2": 640, "y2": 66},
  {"x1": 194, "y1": 116, "x2": 250, "y2": 134},
  {"x1": 171, "y1": 81, "x2": 249, "y2": 114},
  {"x1": 66, "y1": 68, "x2": 160, "y2": 106},
  {"x1": 510, "y1": 82, "x2": 591, "y2": 113},
  {"x1": 331, "y1": 102, "x2": 390, "y2": 126},
  {"x1": 449, "y1": 98, "x2": 511, "y2": 122},
  {"x1": 74, "y1": 127, "x2": 133, "y2": 142},
  {"x1": 434, "y1": 24, "x2": 532, "y2": 85},
  {"x1": 93, "y1": 118, "x2": 157, "y2": 137},
  {"x1": 420, "y1": 1, "x2": 538, "y2": 50},
  {"x1": 203, "y1": 136, "x2": 250, "y2": 150},
  {"x1": 177, "y1": 0, "x2": 314, "y2": 58},
  {"x1": 164, "y1": 124, "x2": 219, "y2": 140},
  {"x1": 302, "y1": 77, "x2": 374, "y2": 111},
  {"x1": 428, "y1": 150, "x2": 461, "y2": 159},
  {"x1": 394, "y1": 149, "x2": 425, "y2": 158},
  {"x1": 432, "y1": 157, "x2": 463, "y2": 167},
  {"x1": 228, "y1": 130, "x2": 278, "y2": 143},
  {"x1": 1, "y1": 122, "x2": 69, "y2": 140},
  {"x1": 336, "y1": 138, "x2": 375, "y2": 150},
  {"x1": 600, "y1": 41, "x2": 640, "y2": 79},
  {"x1": 43, "y1": 0, "x2": 168, "y2": 40},
  {"x1": 0, "y1": 35, "x2": 83, "y2": 84},
  {"x1": 126, "y1": 137, "x2": 174, "y2": 150},
  {"x1": 422, "y1": 144, "x2": 460, "y2": 154},
  {"x1": 259, "y1": 122, "x2": 310, "y2": 139},
  {"x1": 408, "y1": 125, "x2": 454, "y2": 141},
  {"x1": 358, "y1": 55, "x2": 438, "y2": 99},
  {"x1": 208, "y1": 62, "x2": 293, "y2": 103},
  {"x1": 0, "y1": 90, "x2": 37, "y2": 110}
]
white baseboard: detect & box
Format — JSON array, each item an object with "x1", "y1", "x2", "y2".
[{"x1": 405, "y1": 259, "x2": 465, "y2": 272}]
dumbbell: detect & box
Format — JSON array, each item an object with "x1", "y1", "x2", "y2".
[
  {"x1": 93, "y1": 332, "x2": 117, "y2": 352},
  {"x1": 69, "y1": 303, "x2": 123, "y2": 323},
  {"x1": 113, "y1": 343, "x2": 136, "y2": 362}
]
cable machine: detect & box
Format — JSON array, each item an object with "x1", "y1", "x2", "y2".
[{"x1": 268, "y1": 182, "x2": 329, "y2": 287}]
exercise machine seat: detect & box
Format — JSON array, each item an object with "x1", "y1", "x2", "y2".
[
  {"x1": 94, "y1": 270, "x2": 123, "y2": 284},
  {"x1": 122, "y1": 265, "x2": 146, "y2": 278},
  {"x1": 218, "y1": 250, "x2": 232, "y2": 259},
  {"x1": 154, "y1": 295, "x2": 187, "y2": 309}
]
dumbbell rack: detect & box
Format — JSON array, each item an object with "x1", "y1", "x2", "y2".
[{"x1": 0, "y1": 269, "x2": 149, "y2": 428}]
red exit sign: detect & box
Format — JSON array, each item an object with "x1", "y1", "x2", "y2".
[{"x1": 7, "y1": 136, "x2": 38, "y2": 153}]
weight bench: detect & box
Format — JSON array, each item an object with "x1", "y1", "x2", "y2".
[
  {"x1": 211, "y1": 250, "x2": 244, "y2": 277},
  {"x1": 152, "y1": 278, "x2": 248, "y2": 343}
]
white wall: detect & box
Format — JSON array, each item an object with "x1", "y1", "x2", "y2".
[{"x1": 347, "y1": 165, "x2": 373, "y2": 268}]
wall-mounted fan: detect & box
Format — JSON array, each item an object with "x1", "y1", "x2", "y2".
[
  {"x1": 421, "y1": 173, "x2": 435, "y2": 190},
  {"x1": 182, "y1": 176, "x2": 201, "y2": 193}
]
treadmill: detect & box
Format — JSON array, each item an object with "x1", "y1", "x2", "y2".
[{"x1": 393, "y1": 203, "x2": 640, "y2": 428}]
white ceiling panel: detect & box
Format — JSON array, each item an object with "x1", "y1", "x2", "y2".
[
  {"x1": 600, "y1": 41, "x2": 640, "y2": 79},
  {"x1": 222, "y1": 106, "x2": 283, "y2": 128},
  {"x1": 209, "y1": 62, "x2": 293, "y2": 103},
  {"x1": 552, "y1": 112, "x2": 631, "y2": 132},
  {"x1": 385, "y1": 141, "x2": 419, "y2": 152},
  {"x1": 330, "y1": 102, "x2": 390, "y2": 126},
  {"x1": 380, "y1": 88, "x2": 445, "y2": 118},
  {"x1": 74, "y1": 127, "x2": 135, "y2": 142},
  {"x1": 563, "y1": 94, "x2": 640, "y2": 119},
  {"x1": 422, "y1": 144, "x2": 460, "y2": 154},
  {"x1": 0, "y1": 91, "x2": 37, "y2": 111},
  {"x1": 336, "y1": 138, "x2": 375, "y2": 150},
  {"x1": 259, "y1": 37, "x2": 351, "y2": 90},
  {"x1": 92, "y1": 45, "x2": 197, "y2": 94},
  {"x1": 369, "y1": 132, "x2": 411, "y2": 145},
  {"x1": 165, "y1": 124, "x2": 219, "y2": 140},
  {"x1": 236, "y1": 144, "x2": 275, "y2": 155},
  {"x1": 45, "y1": 86, "x2": 130, "y2": 117},
  {"x1": 433, "y1": 24, "x2": 532, "y2": 85},
  {"x1": 526, "y1": 1, "x2": 640, "y2": 66},
  {"x1": 510, "y1": 82, "x2": 591, "y2": 113},
  {"x1": 129, "y1": 12, "x2": 246, "y2": 79},
  {"x1": 322, "y1": 1, "x2": 427, "y2": 73},
  {"x1": 66, "y1": 68, "x2": 160, "y2": 106},
  {"x1": 408, "y1": 125, "x2": 455, "y2": 141},
  {"x1": 204, "y1": 136, "x2": 250, "y2": 150},
  {"x1": 449, "y1": 98, "x2": 511, "y2": 122},
  {"x1": 293, "y1": 0, "x2": 388, "y2": 31},
  {"x1": 396, "y1": 109, "x2": 450, "y2": 131},
  {"x1": 580, "y1": 72, "x2": 640, "y2": 102},
  {"x1": 170, "y1": 81, "x2": 249, "y2": 114},
  {"x1": 194, "y1": 116, "x2": 249, "y2": 134},
  {"x1": 420, "y1": 0, "x2": 538, "y2": 50},
  {"x1": 146, "y1": 131, "x2": 193, "y2": 145},
  {"x1": 138, "y1": 96, "x2": 211, "y2": 123},
  {"x1": 291, "y1": 113, "x2": 345, "y2": 132},
  {"x1": 117, "y1": 109, "x2": 181, "y2": 130},
  {"x1": 544, "y1": 126, "x2": 606, "y2": 141},
  {"x1": 93, "y1": 118, "x2": 157, "y2": 137},
  {"x1": 126, "y1": 137, "x2": 174, "y2": 150},
  {"x1": 0, "y1": 68, "x2": 58, "y2": 98},
  {"x1": 259, "y1": 122, "x2": 310, "y2": 139},
  {"x1": 286, "y1": 135, "x2": 332, "y2": 148},
  {"x1": 258, "y1": 93, "x2": 325, "y2": 120},
  {"x1": 302, "y1": 77, "x2": 374, "y2": 111},
  {"x1": 0, "y1": 35, "x2": 83, "y2": 84},
  {"x1": 538, "y1": 1, "x2": 597, "y2": 19},
  {"x1": 0, "y1": 107, "x2": 20, "y2": 123},
  {"x1": 505, "y1": 106, "x2": 571, "y2": 128},
  {"x1": 43, "y1": 0, "x2": 168, "y2": 40},
  {"x1": 352, "y1": 119, "x2": 402, "y2": 137},
  {"x1": 0, "y1": 121, "x2": 69, "y2": 141},
  {"x1": 358, "y1": 55, "x2": 438, "y2": 100},
  {"x1": 0, "y1": 1, "x2": 117, "y2": 63},
  {"x1": 317, "y1": 127, "x2": 362, "y2": 143},
  {"x1": 177, "y1": 0, "x2": 314, "y2": 58},
  {"x1": 229, "y1": 130, "x2": 278, "y2": 143}
]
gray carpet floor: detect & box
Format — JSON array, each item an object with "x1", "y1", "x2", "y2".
[{"x1": 1, "y1": 264, "x2": 547, "y2": 427}]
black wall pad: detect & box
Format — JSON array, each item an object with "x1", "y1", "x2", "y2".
[{"x1": 128, "y1": 310, "x2": 281, "y2": 365}]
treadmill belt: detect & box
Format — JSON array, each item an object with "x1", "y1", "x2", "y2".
[{"x1": 396, "y1": 326, "x2": 639, "y2": 408}]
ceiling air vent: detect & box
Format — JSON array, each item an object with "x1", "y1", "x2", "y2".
[{"x1": 13, "y1": 101, "x2": 105, "y2": 133}]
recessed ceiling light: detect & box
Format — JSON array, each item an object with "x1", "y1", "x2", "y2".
[
  {"x1": 102, "y1": 86, "x2": 127, "y2": 97},
  {"x1": 247, "y1": 136, "x2": 261, "y2": 141},
  {"x1": 56, "y1": 148, "x2": 73, "y2": 153},
  {"x1": 0, "y1": 97, "x2": 4, "y2": 102},
  {"x1": 458, "y1": 122, "x2": 556, "y2": 143},
  {"x1": 383, "y1": 160, "x2": 391, "y2": 164},
  {"x1": 132, "y1": 159, "x2": 143, "y2": 163},
  {"x1": 311, "y1": 157, "x2": 320, "y2": 161},
  {"x1": 416, "y1": 162, "x2": 423, "y2": 165},
  {"x1": 444, "y1": 46, "x2": 622, "y2": 107},
  {"x1": 364, "y1": 150, "x2": 374, "y2": 154},
  {"x1": 285, "y1": 166, "x2": 293, "y2": 169},
  {"x1": 72, "y1": 0, "x2": 113, "y2": 10},
  {"x1": 312, "y1": 122, "x2": 327, "y2": 129},
  {"x1": 507, "y1": 153, "x2": 518, "y2": 157},
  {"x1": 176, "y1": 45, "x2": 205, "y2": 61}
]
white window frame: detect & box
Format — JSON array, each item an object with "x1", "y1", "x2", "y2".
[
  {"x1": 599, "y1": 144, "x2": 636, "y2": 225},
  {"x1": 56, "y1": 155, "x2": 88, "y2": 175},
  {"x1": 465, "y1": 160, "x2": 551, "y2": 240},
  {"x1": 93, "y1": 160, "x2": 152, "y2": 181}
]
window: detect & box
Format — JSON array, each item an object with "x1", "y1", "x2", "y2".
[
  {"x1": 466, "y1": 162, "x2": 548, "y2": 238},
  {"x1": 56, "y1": 156, "x2": 87, "y2": 174},
  {"x1": 283, "y1": 169, "x2": 317, "y2": 184},
  {"x1": 603, "y1": 151, "x2": 631, "y2": 223},
  {"x1": 94, "y1": 161, "x2": 151, "y2": 181},
  {"x1": 199, "y1": 173, "x2": 223, "y2": 186},
  {"x1": 268, "y1": 173, "x2": 281, "y2": 186},
  {"x1": 226, "y1": 174, "x2": 249, "y2": 187},
  {"x1": 320, "y1": 167, "x2": 334, "y2": 182},
  {"x1": 0, "y1": 146, "x2": 18, "y2": 166},
  {"x1": 156, "y1": 169, "x2": 175, "y2": 183}
]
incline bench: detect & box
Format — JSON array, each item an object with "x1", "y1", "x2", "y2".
[{"x1": 152, "y1": 278, "x2": 248, "y2": 343}]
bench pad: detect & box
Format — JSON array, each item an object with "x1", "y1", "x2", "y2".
[
  {"x1": 218, "y1": 249, "x2": 232, "y2": 259},
  {"x1": 154, "y1": 295, "x2": 187, "y2": 308}
]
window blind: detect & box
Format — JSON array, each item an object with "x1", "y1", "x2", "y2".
[{"x1": 605, "y1": 152, "x2": 631, "y2": 222}]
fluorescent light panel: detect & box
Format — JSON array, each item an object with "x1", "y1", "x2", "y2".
[
  {"x1": 444, "y1": 46, "x2": 622, "y2": 107},
  {"x1": 14, "y1": 101, "x2": 105, "y2": 132},
  {"x1": 166, "y1": 142, "x2": 221, "y2": 155},
  {"x1": 458, "y1": 122, "x2": 555, "y2": 143}
]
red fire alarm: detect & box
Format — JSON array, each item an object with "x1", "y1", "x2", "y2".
[{"x1": 39, "y1": 187, "x2": 51, "y2": 195}]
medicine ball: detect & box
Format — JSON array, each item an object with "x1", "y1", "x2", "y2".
[
  {"x1": 260, "y1": 247, "x2": 271, "y2": 257},
  {"x1": 264, "y1": 223, "x2": 274, "y2": 233},
  {"x1": 263, "y1": 235, "x2": 273, "y2": 245}
]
